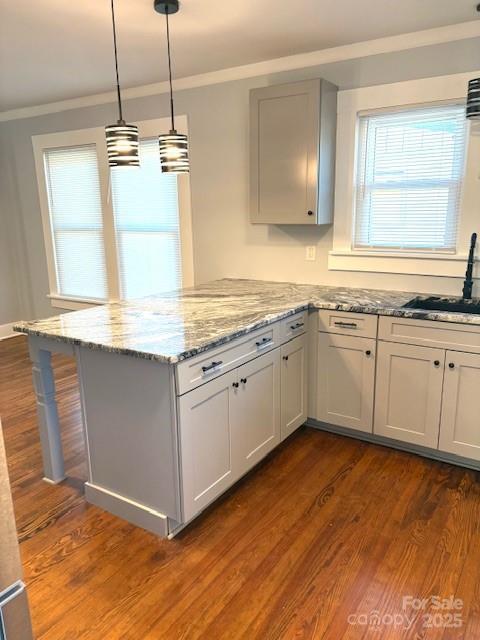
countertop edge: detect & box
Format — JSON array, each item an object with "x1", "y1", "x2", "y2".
[{"x1": 13, "y1": 298, "x2": 480, "y2": 363}]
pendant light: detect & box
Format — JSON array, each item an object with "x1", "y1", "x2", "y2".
[
  {"x1": 467, "y1": 78, "x2": 480, "y2": 120},
  {"x1": 466, "y1": 5, "x2": 480, "y2": 120},
  {"x1": 154, "y1": 0, "x2": 190, "y2": 173},
  {"x1": 105, "y1": 0, "x2": 139, "y2": 167}
]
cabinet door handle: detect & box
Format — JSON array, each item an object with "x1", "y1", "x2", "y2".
[
  {"x1": 290, "y1": 322, "x2": 304, "y2": 330},
  {"x1": 201, "y1": 360, "x2": 223, "y2": 373},
  {"x1": 255, "y1": 337, "x2": 272, "y2": 348},
  {"x1": 240, "y1": 377, "x2": 247, "y2": 384},
  {"x1": 334, "y1": 321, "x2": 358, "y2": 329},
  {"x1": 232, "y1": 382, "x2": 239, "y2": 388},
  {"x1": 449, "y1": 362, "x2": 455, "y2": 369},
  {"x1": 307, "y1": 210, "x2": 314, "y2": 216},
  {"x1": 365, "y1": 350, "x2": 371, "y2": 356},
  {"x1": 434, "y1": 360, "x2": 440, "y2": 367},
  {"x1": 283, "y1": 355, "x2": 289, "y2": 361}
]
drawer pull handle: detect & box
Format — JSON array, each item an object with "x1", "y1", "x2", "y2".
[
  {"x1": 434, "y1": 360, "x2": 440, "y2": 367},
  {"x1": 201, "y1": 360, "x2": 223, "y2": 373},
  {"x1": 290, "y1": 322, "x2": 304, "y2": 330},
  {"x1": 256, "y1": 337, "x2": 272, "y2": 347},
  {"x1": 334, "y1": 321, "x2": 358, "y2": 329},
  {"x1": 449, "y1": 362, "x2": 455, "y2": 369},
  {"x1": 240, "y1": 377, "x2": 247, "y2": 384},
  {"x1": 283, "y1": 355, "x2": 289, "y2": 361},
  {"x1": 232, "y1": 382, "x2": 239, "y2": 388}
]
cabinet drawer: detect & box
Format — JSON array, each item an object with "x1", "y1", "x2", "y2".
[
  {"x1": 280, "y1": 310, "x2": 308, "y2": 342},
  {"x1": 378, "y1": 316, "x2": 480, "y2": 354},
  {"x1": 175, "y1": 323, "x2": 281, "y2": 395},
  {"x1": 317, "y1": 310, "x2": 378, "y2": 338}
]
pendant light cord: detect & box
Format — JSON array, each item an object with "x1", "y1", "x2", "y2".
[
  {"x1": 110, "y1": 0, "x2": 123, "y2": 122},
  {"x1": 165, "y1": 8, "x2": 175, "y2": 131}
]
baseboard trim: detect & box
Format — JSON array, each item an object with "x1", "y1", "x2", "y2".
[
  {"x1": 85, "y1": 482, "x2": 170, "y2": 537},
  {"x1": 306, "y1": 419, "x2": 480, "y2": 472},
  {"x1": 0, "y1": 323, "x2": 17, "y2": 341}
]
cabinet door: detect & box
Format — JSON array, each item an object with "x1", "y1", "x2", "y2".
[
  {"x1": 374, "y1": 342, "x2": 444, "y2": 448},
  {"x1": 178, "y1": 370, "x2": 238, "y2": 522},
  {"x1": 232, "y1": 349, "x2": 281, "y2": 475},
  {"x1": 316, "y1": 333, "x2": 376, "y2": 433},
  {"x1": 250, "y1": 79, "x2": 336, "y2": 225},
  {"x1": 281, "y1": 334, "x2": 308, "y2": 440},
  {"x1": 439, "y1": 351, "x2": 480, "y2": 460}
]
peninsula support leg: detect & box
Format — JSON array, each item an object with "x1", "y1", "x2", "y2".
[{"x1": 29, "y1": 339, "x2": 65, "y2": 484}]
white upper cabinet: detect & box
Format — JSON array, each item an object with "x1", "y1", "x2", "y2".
[
  {"x1": 374, "y1": 341, "x2": 444, "y2": 449},
  {"x1": 439, "y1": 351, "x2": 480, "y2": 461},
  {"x1": 250, "y1": 78, "x2": 337, "y2": 225}
]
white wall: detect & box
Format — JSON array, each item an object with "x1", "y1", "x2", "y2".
[{"x1": 1, "y1": 36, "x2": 480, "y2": 322}]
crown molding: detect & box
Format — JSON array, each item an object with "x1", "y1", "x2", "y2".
[{"x1": 1, "y1": 20, "x2": 479, "y2": 123}]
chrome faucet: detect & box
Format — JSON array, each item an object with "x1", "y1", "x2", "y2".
[{"x1": 462, "y1": 232, "x2": 477, "y2": 300}]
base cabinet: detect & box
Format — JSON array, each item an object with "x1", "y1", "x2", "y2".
[
  {"x1": 439, "y1": 351, "x2": 480, "y2": 461},
  {"x1": 179, "y1": 349, "x2": 280, "y2": 522},
  {"x1": 280, "y1": 334, "x2": 308, "y2": 440},
  {"x1": 316, "y1": 332, "x2": 376, "y2": 432},
  {"x1": 232, "y1": 349, "x2": 281, "y2": 474},
  {"x1": 374, "y1": 341, "x2": 444, "y2": 448},
  {"x1": 178, "y1": 370, "x2": 238, "y2": 522},
  {"x1": 177, "y1": 313, "x2": 480, "y2": 528}
]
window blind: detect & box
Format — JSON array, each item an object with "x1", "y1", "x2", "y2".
[
  {"x1": 354, "y1": 105, "x2": 467, "y2": 251},
  {"x1": 44, "y1": 145, "x2": 108, "y2": 299},
  {"x1": 111, "y1": 138, "x2": 181, "y2": 299}
]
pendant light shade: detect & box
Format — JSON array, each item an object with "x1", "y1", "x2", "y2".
[
  {"x1": 466, "y1": 78, "x2": 480, "y2": 120},
  {"x1": 154, "y1": 0, "x2": 190, "y2": 173},
  {"x1": 159, "y1": 131, "x2": 189, "y2": 173},
  {"x1": 106, "y1": 121, "x2": 139, "y2": 167},
  {"x1": 106, "y1": 0, "x2": 139, "y2": 168}
]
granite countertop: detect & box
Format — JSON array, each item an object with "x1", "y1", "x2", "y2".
[{"x1": 13, "y1": 279, "x2": 480, "y2": 364}]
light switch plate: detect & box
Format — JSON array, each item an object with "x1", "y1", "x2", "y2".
[{"x1": 306, "y1": 246, "x2": 316, "y2": 261}]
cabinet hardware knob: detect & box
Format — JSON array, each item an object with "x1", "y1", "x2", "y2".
[
  {"x1": 232, "y1": 382, "x2": 239, "y2": 388},
  {"x1": 365, "y1": 350, "x2": 371, "y2": 356},
  {"x1": 434, "y1": 360, "x2": 440, "y2": 367},
  {"x1": 283, "y1": 355, "x2": 289, "y2": 361},
  {"x1": 307, "y1": 210, "x2": 314, "y2": 216},
  {"x1": 241, "y1": 377, "x2": 247, "y2": 384},
  {"x1": 449, "y1": 362, "x2": 455, "y2": 369}
]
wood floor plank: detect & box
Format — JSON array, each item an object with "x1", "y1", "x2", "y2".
[{"x1": 2, "y1": 335, "x2": 480, "y2": 639}]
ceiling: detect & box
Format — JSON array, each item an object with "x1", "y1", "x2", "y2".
[{"x1": 0, "y1": 0, "x2": 478, "y2": 112}]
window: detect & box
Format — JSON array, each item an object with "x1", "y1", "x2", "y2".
[
  {"x1": 44, "y1": 145, "x2": 108, "y2": 300},
  {"x1": 354, "y1": 104, "x2": 467, "y2": 252},
  {"x1": 111, "y1": 138, "x2": 182, "y2": 299},
  {"x1": 33, "y1": 118, "x2": 193, "y2": 308}
]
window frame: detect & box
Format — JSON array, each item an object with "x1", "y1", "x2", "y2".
[
  {"x1": 33, "y1": 116, "x2": 194, "y2": 309},
  {"x1": 330, "y1": 72, "x2": 478, "y2": 279}
]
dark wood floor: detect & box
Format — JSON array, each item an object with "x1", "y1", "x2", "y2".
[{"x1": 1, "y1": 336, "x2": 480, "y2": 639}]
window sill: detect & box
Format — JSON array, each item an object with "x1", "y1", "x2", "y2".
[
  {"x1": 328, "y1": 250, "x2": 476, "y2": 278},
  {"x1": 47, "y1": 294, "x2": 111, "y2": 311}
]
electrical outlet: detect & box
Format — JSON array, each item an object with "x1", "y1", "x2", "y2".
[{"x1": 306, "y1": 246, "x2": 316, "y2": 261}]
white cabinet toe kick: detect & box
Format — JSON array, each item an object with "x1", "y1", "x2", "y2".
[{"x1": 26, "y1": 308, "x2": 480, "y2": 537}]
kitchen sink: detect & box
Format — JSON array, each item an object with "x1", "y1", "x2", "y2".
[{"x1": 403, "y1": 296, "x2": 480, "y2": 315}]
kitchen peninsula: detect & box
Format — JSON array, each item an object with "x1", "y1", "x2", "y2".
[{"x1": 15, "y1": 279, "x2": 480, "y2": 537}]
